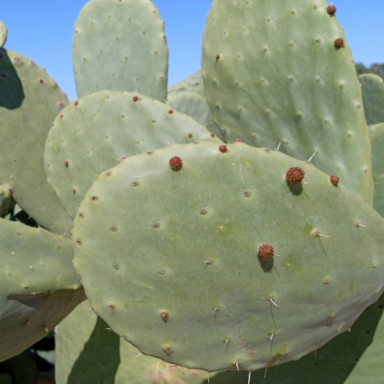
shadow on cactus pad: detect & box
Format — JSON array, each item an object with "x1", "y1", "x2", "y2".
[{"x1": 0, "y1": 49, "x2": 24, "y2": 110}]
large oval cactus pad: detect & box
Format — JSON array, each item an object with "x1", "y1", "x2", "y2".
[
  {"x1": 73, "y1": 141, "x2": 384, "y2": 372},
  {"x1": 45, "y1": 91, "x2": 220, "y2": 218},
  {"x1": 202, "y1": 0, "x2": 373, "y2": 204},
  {"x1": 0, "y1": 219, "x2": 84, "y2": 362},
  {"x1": 73, "y1": 0, "x2": 168, "y2": 100},
  {"x1": 0, "y1": 49, "x2": 73, "y2": 235}
]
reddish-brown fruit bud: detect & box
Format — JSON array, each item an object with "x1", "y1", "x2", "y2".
[
  {"x1": 168, "y1": 109, "x2": 174, "y2": 114},
  {"x1": 188, "y1": 133, "x2": 193, "y2": 138},
  {"x1": 216, "y1": 54, "x2": 220, "y2": 60},
  {"x1": 74, "y1": 100, "x2": 79, "y2": 106},
  {"x1": 160, "y1": 312, "x2": 168, "y2": 321},
  {"x1": 330, "y1": 175, "x2": 339, "y2": 186},
  {"x1": 286, "y1": 167, "x2": 305, "y2": 184},
  {"x1": 133, "y1": 96, "x2": 139, "y2": 102},
  {"x1": 72, "y1": 188, "x2": 76, "y2": 194},
  {"x1": 169, "y1": 156, "x2": 182, "y2": 170},
  {"x1": 258, "y1": 243, "x2": 274, "y2": 259},
  {"x1": 210, "y1": 132, "x2": 215, "y2": 137},
  {"x1": 64, "y1": 160, "x2": 69, "y2": 167},
  {"x1": 334, "y1": 38, "x2": 344, "y2": 48},
  {"x1": 327, "y1": 5, "x2": 336, "y2": 15},
  {"x1": 234, "y1": 138, "x2": 242, "y2": 143},
  {"x1": 219, "y1": 145, "x2": 227, "y2": 153},
  {"x1": 60, "y1": 114, "x2": 63, "y2": 118}
]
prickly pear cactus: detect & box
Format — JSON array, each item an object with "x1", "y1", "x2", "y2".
[
  {"x1": 0, "y1": 353, "x2": 38, "y2": 384},
  {"x1": 369, "y1": 123, "x2": 384, "y2": 217},
  {"x1": 73, "y1": 141, "x2": 384, "y2": 372},
  {"x1": 359, "y1": 74, "x2": 384, "y2": 125},
  {"x1": 0, "y1": 22, "x2": 6, "y2": 48},
  {"x1": 44, "y1": 90, "x2": 220, "y2": 218},
  {"x1": 202, "y1": 0, "x2": 373, "y2": 204},
  {"x1": 73, "y1": 0, "x2": 168, "y2": 101},
  {"x1": 0, "y1": 219, "x2": 85, "y2": 362},
  {"x1": 168, "y1": 70, "x2": 205, "y2": 98},
  {"x1": 167, "y1": 91, "x2": 213, "y2": 128},
  {"x1": 0, "y1": 49, "x2": 73, "y2": 235},
  {"x1": 56, "y1": 300, "x2": 214, "y2": 384}
]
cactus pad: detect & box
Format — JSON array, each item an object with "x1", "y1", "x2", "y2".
[
  {"x1": 168, "y1": 70, "x2": 205, "y2": 98},
  {"x1": 167, "y1": 91, "x2": 213, "y2": 128},
  {"x1": 359, "y1": 74, "x2": 384, "y2": 125},
  {"x1": 369, "y1": 123, "x2": 384, "y2": 217},
  {"x1": 45, "y1": 90, "x2": 220, "y2": 218},
  {"x1": 73, "y1": 0, "x2": 168, "y2": 100},
  {"x1": 0, "y1": 22, "x2": 7, "y2": 48},
  {"x1": 0, "y1": 49, "x2": 73, "y2": 235},
  {"x1": 202, "y1": 0, "x2": 373, "y2": 204},
  {"x1": 73, "y1": 141, "x2": 384, "y2": 372},
  {"x1": 56, "y1": 300, "x2": 213, "y2": 384},
  {"x1": 0, "y1": 219, "x2": 85, "y2": 362}
]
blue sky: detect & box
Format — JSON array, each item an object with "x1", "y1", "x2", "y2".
[{"x1": 2, "y1": 0, "x2": 383, "y2": 100}]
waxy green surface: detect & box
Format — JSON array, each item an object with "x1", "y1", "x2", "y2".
[
  {"x1": 0, "y1": 219, "x2": 84, "y2": 362},
  {"x1": 73, "y1": 0, "x2": 168, "y2": 100},
  {"x1": 56, "y1": 300, "x2": 214, "y2": 384},
  {"x1": 0, "y1": 49, "x2": 73, "y2": 235},
  {"x1": 73, "y1": 141, "x2": 384, "y2": 372},
  {"x1": 45, "y1": 90, "x2": 220, "y2": 218},
  {"x1": 359, "y1": 74, "x2": 384, "y2": 126},
  {"x1": 0, "y1": 22, "x2": 7, "y2": 48},
  {"x1": 202, "y1": 0, "x2": 373, "y2": 204}
]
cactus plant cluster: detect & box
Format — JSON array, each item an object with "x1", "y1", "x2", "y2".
[{"x1": 1, "y1": 0, "x2": 384, "y2": 383}]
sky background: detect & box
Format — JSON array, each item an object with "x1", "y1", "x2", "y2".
[{"x1": 1, "y1": 0, "x2": 383, "y2": 100}]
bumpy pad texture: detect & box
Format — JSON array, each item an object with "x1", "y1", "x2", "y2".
[
  {"x1": 73, "y1": 0, "x2": 168, "y2": 100},
  {"x1": 0, "y1": 49, "x2": 73, "y2": 235},
  {"x1": 0, "y1": 219, "x2": 85, "y2": 362},
  {"x1": 202, "y1": 0, "x2": 373, "y2": 204},
  {"x1": 73, "y1": 141, "x2": 384, "y2": 372},
  {"x1": 359, "y1": 74, "x2": 384, "y2": 126},
  {"x1": 168, "y1": 91, "x2": 213, "y2": 128},
  {"x1": 369, "y1": 123, "x2": 384, "y2": 217},
  {"x1": 45, "y1": 90, "x2": 220, "y2": 218},
  {"x1": 56, "y1": 301, "x2": 213, "y2": 384},
  {"x1": 168, "y1": 70, "x2": 205, "y2": 98},
  {"x1": 0, "y1": 22, "x2": 6, "y2": 48}
]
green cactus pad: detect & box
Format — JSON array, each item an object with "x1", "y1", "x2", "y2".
[
  {"x1": 359, "y1": 74, "x2": 384, "y2": 125},
  {"x1": 168, "y1": 70, "x2": 205, "y2": 98},
  {"x1": 73, "y1": 0, "x2": 168, "y2": 100},
  {"x1": 0, "y1": 22, "x2": 7, "y2": 48},
  {"x1": 56, "y1": 300, "x2": 214, "y2": 384},
  {"x1": 167, "y1": 91, "x2": 213, "y2": 128},
  {"x1": 202, "y1": 0, "x2": 373, "y2": 204},
  {"x1": 0, "y1": 49, "x2": 73, "y2": 235},
  {"x1": 0, "y1": 218, "x2": 85, "y2": 362},
  {"x1": 73, "y1": 141, "x2": 384, "y2": 372},
  {"x1": 44, "y1": 90, "x2": 220, "y2": 219},
  {"x1": 369, "y1": 123, "x2": 384, "y2": 217}
]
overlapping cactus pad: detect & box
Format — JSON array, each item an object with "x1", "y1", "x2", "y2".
[
  {"x1": 168, "y1": 70, "x2": 205, "y2": 98},
  {"x1": 56, "y1": 300, "x2": 213, "y2": 384},
  {"x1": 202, "y1": 0, "x2": 373, "y2": 204},
  {"x1": 0, "y1": 22, "x2": 6, "y2": 48},
  {"x1": 359, "y1": 74, "x2": 384, "y2": 126},
  {"x1": 0, "y1": 49, "x2": 73, "y2": 235},
  {"x1": 73, "y1": 0, "x2": 168, "y2": 100},
  {"x1": 44, "y1": 90, "x2": 220, "y2": 218},
  {"x1": 73, "y1": 141, "x2": 384, "y2": 372},
  {"x1": 0, "y1": 219, "x2": 85, "y2": 362}
]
